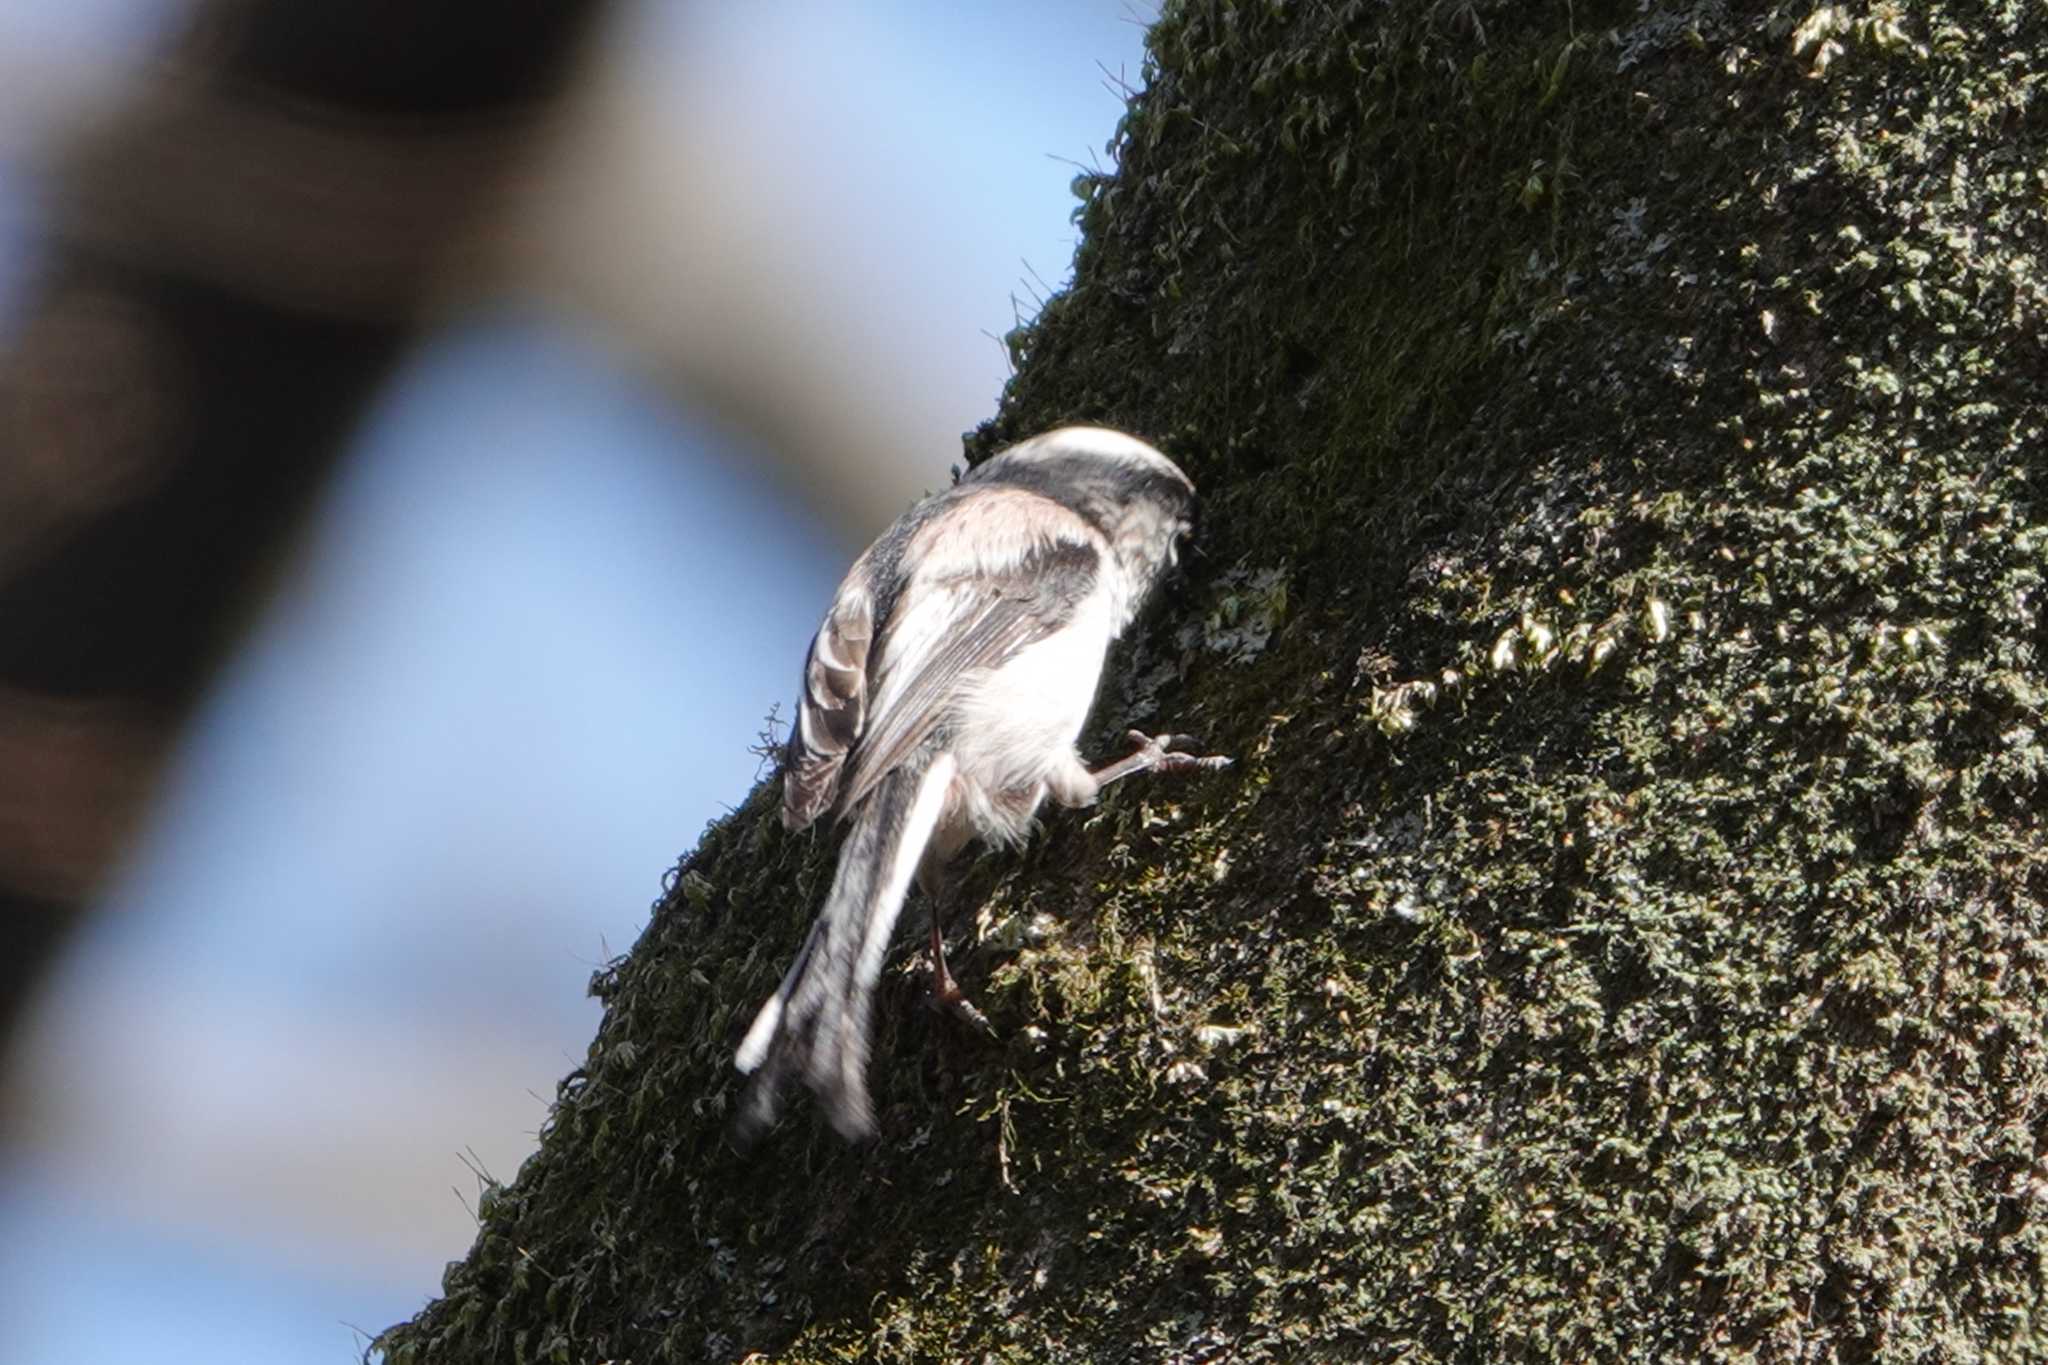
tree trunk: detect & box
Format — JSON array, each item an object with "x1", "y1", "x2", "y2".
[{"x1": 378, "y1": 1, "x2": 2048, "y2": 1359}]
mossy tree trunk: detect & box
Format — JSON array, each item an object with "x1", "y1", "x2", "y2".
[{"x1": 379, "y1": 1, "x2": 2048, "y2": 1360}]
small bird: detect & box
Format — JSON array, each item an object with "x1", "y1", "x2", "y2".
[{"x1": 734, "y1": 426, "x2": 1229, "y2": 1139}]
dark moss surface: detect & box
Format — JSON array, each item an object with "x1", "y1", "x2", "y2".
[{"x1": 377, "y1": 2, "x2": 2048, "y2": 1360}]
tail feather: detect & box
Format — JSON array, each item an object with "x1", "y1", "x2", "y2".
[{"x1": 736, "y1": 753, "x2": 955, "y2": 1140}]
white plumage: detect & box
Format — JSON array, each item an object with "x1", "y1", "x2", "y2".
[{"x1": 734, "y1": 426, "x2": 1224, "y2": 1140}]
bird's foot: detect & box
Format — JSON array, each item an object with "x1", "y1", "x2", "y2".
[
  {"x1": 1091, "y1": 731, "x2": 1233, "y2": 788},
  {"x1": 927, "y1": 968, "x2": 997, "y2": 1036},
  {"x1": 927, "y1": 915, "x2": 997, "y2": 1037}
]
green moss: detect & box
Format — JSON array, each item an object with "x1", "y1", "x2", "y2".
[{"x1": 378, "y1": 1, "x2": 2048, "y2": 1360}]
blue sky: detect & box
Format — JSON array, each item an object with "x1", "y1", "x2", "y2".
[{"x1": 0, "y1": 2, "x2": 1155, "y2": 1361}]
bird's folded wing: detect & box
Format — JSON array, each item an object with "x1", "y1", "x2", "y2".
[
  {"x1": 782, "y1": 582, "x2": 874, "y2": 830},
  {"x1": 835, "y1": 539, "x2": 1098, "y2": 814}
]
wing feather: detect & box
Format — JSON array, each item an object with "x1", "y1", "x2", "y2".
[
  {"x1": 837, "y1": 537, "x2": 1098, "y2": 811},
  {"x1": 782, "y1": 489, "x2": 1101, "y2": 830},
  {"x1": 781, "y1": 580, "x2": 874, "y2": 830}
]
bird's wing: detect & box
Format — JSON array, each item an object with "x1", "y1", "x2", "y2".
[
  {"x1": 782, "y1": 572, "x2": 876, "y2": 830},
  {"x1": 782, "y1": 486, "x2": 1102, "y2": 828},
  {"x1": 840, "y1": 520, "x2": 1100, "y2": 821}
]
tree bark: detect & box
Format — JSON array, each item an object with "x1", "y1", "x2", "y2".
[{"x1": 380, "y1": 2, "x2": 2048, "y2": 1359}]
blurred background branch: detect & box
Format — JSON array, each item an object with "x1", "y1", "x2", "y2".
[{"x1": 0, "y1": 0, "x2": 610, "y2": 1049}]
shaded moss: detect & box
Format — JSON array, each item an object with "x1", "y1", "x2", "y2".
[{"x1": 379, "y1": 1, "x2": 2048, "y2": 1360}]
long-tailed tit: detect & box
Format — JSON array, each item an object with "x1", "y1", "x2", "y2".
[{"x1": 733, "y1": 426, "x2": 1229, "y2": 1140}]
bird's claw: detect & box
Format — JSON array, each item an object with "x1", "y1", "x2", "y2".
[
  {"x1": 928, "y1": 976, "x2": 998, "y2": 1037},
  {"x1": 1121, "y1": 730, "x2": 1234, "y2": 774}
]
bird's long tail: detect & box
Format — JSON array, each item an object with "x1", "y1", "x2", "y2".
[{"x1": 735, "y1": 752, "x2": 955, "y2": 1140}]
